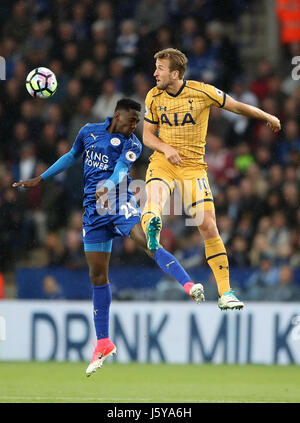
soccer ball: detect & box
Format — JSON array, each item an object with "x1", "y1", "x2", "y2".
[{"x1": 26, "y1": 67, "x2": 57, "y2": 98}]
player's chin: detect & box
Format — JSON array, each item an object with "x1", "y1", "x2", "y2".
[{"x1": 156, "y1": 82, "x2": 166, "y2": 90}]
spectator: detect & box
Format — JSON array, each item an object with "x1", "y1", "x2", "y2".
[
  {"x1": 44, "y1": 232, "x2": 65, "y2": 267},
  {"x1": 116, "y1": 19, "x2": 139, "y2": 69},
  {"x1": 228, "y1": 235, "x2": 250, "y2": 267},
  {"x1": 135, "y1": 0, "x2": 166, "y2": 36},
  {"x1": 186, "y1": 36, "x2": 218, "y2": 83},
  {"x1": 92, "y1": 79, "x2": 124, "y2": 121},
  {"x1": 62, "y1": 229, "x2": 86, "y2": 270},
  {"x1": 68, "y1": 95, "x2": 97, "y2": 141},
  {"x1": 265, "y1": 265, "x2": 300, "y2": 302},
  {"x1": 205, "y1": 134, "x2": 236, "y2": 188},
  {"x1": 179, "y1": 17, "x2": 199, "y2": 54},
  {"x1": 246, "y1": 253, "x2": 279, "y2": 300},
  {"x1": 42, "y1": 275, "x2": 63, "y2": 300},
  {"x1": 266, "y1": 211, "x2": 290, "y2": 259}
]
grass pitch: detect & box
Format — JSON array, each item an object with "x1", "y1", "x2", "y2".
[{"x1": 0, "y1": 362, "x2": 299, "y2": 403}]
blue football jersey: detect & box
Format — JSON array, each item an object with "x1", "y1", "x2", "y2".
[{"x1": 71, "y1": 117, "x2": 142, "y2": 226}]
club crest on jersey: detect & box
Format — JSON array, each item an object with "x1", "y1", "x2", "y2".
[
  {"x1": 125, "y1": 151, "x2": 136, "y2": 162},
  {"x1": 111, "y1": 137, "x2": 121, "y2": 146}
]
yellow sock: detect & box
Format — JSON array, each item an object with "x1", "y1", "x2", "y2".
[
  {"x1": 204, "y1": 236, "x2": 230, "y2": 296},
  {"x1": 141, "y1": 202, "x2": 162, "y2": 235}
]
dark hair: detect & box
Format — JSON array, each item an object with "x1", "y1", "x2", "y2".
[{"x1": 115, "y1": 98, "x2": 141, "y2": 113}]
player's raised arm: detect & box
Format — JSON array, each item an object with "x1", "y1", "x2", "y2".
[
  {"x1": 222, "y1": 94, "x2": 281, "y2": 133},
  {"x1": 143, "y1": 120, "x2": 182, "y2": 166},
  {"x1": 12, "y1": 126, "x2": 85, "y2": 189}
]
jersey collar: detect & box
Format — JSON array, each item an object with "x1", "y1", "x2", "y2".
[{"x1": 166, "y1": 80, "x2": 186, "y2": 97}]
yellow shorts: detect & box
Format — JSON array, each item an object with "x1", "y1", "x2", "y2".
[{"x1": 145, "y1": 154, "x2": 215, "y2": 217}]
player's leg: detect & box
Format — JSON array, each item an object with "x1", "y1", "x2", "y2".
[
  {"x1": 197, "y1": 209, "x2": 244, "y2": 310},
  {"x1": 183, "y1": 168, "x2": 243, "y2": 310},
  {"x1": 84, "y1": 243, "x2": 116, "y2": 376},
  {"x1": 129, "y1": 223, "x2": 204, "y2": 303},
  {"x1": 141, "y1": 161, "x2": 174, "y2": 251}
]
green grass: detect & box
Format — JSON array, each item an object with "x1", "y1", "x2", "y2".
[{"x1": 0, "y1": 362, "x2": 299, "y2": 403}]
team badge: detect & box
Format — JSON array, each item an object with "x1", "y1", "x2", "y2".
[
  {"x1": 125, "y1": 151, "x2": 137, "y2": 162},
  {"x1": 111, "y1": 137, "x2": 121, "y2": 146}
]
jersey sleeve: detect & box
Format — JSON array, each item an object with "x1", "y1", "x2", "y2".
[
  {"x1": 70, "y1": 125, "x2": 86, "y2": 157},
  {"x1": 144, "y1": 90, "x2": 159, "y2": 124},
  {"x1": 119, "y1": 136, "x2": 142, "y2": 169},
  {"x1": 201, "y1": 83, "x2": 226, "y2": 108}
]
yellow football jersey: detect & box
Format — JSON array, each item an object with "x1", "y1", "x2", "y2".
[{"x1": 144, "y1": 80, "x2": 226, "y2": 166}]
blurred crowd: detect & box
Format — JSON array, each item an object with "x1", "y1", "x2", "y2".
[{"x1": 0, "y1": 0, "x2": 299, "y2": 301}]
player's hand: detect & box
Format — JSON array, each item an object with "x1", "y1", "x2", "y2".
[
  {"x1": 163, "y1": 144, "x2": 182, "y2": 166},
  {"x1": 95, "y1": 186, "x2": 111, "y2": 209},
  {"x1": 12, "y1": 176, "x2": 43, "y2": 188},
  {"x1": 267, "y1": 116, "x2": 281, "y2": 133}
]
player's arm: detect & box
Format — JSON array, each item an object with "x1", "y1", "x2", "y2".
[
  {"x1": 12, "y1": 128, "x2": 85, "y2": 189},
  {"x1": 143, "y1": 120, "x2": 182, "y2": 166},
  {"x1": 12, "y1": 147, "x2": 80, "y2": 188},
  {"x1": 95, "y1": 160, "x2": 129, "y2": 207},
  {"x1": 223, "y1": 95, "x2": 281, "y2": 132}
]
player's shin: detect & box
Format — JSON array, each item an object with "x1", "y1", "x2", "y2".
[
  {"x1": 204, "y1": 236, "x2": 231, "y2": 296},
  {"x1": 92, "y1": 283, "x2": 112, "y2": 340},
  {"x1": 153, "y1": 247, "x2": 204, "y2": 303}
]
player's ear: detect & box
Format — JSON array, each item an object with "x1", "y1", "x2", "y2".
[{"x1": 171, "y1": 69, "x2": 179, "y2": 80}]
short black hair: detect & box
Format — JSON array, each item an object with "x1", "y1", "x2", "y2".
[{"x1": 114, "y1": 98, "x2": 141, "y2": 113}]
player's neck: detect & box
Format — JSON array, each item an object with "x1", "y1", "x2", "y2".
[
  {"x1": 107, "y1": 119, "x2": 117, "y2": 134},
  {"x1": 166, "y1": 79, "x2": 184, "y2": 95}
]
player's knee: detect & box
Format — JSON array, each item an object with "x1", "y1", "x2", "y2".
[
  {"x1": 89, "y1": 268, "x2": 108, "y2": 286},
  {"x1": 198, "y1": 215, "x2": 218, "y2": 238}
]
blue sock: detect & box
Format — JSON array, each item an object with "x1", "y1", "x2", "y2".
[
  {"x1": 153, "y1": 247, "x2": 192, "y2": 287},
  {"x1": 92, "y1": 284, "x2": 112, "y2": 340}
]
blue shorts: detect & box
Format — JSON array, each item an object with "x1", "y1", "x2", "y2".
[{"x1": 83, "y1": 213, "x2": 141, "y2": 252}]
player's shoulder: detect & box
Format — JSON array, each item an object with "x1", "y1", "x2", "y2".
[
  {"x1": 128, "y1": 134, "x2": 142, "y2": 151},
  {"x1": 185, "y1": 80, "x2": 211, "y2": 93},
  {"x1": 83, "y1": 122, "x2": 104, "y2": 131},
  {"x1": 146, "y1": 86, "x2": 164, "y2": 99}
]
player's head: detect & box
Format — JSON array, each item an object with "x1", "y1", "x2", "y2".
[
  {"x1": 154, "y1": 48, "x2": 187, "y2": 90},
  {"x1": 113, "y1": 98, "x2": 141, "y2": 137}
]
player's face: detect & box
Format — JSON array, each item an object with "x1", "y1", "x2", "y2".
[
  {"x1": 154, "y1": 58, "x2": 175, "y2": 90},
  {"x1": 115, "y1": 109, "x2": 140, "y2": 137}
]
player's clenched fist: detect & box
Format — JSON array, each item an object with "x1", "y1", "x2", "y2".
[
  {"x1": 95, "y1": 185, "x2": 111, "y2": 209},
  {"x1": 267, "y1": 115, "x2": 281, "y2": 133},
  {"x1": 162, "y1": 144, "x2": 182, "y2": 166}
]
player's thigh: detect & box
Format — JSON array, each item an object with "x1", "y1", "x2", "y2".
[
  {"x1": 145, "y1": 159, "x2": 174, "y2": 207},
  {"x1": 85, "y1": 251, "x2": 111, "y2": 285},
  {"x1": 180, "y1": 168, "x2": 215, "y2": 224}
]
